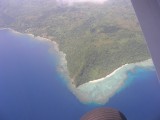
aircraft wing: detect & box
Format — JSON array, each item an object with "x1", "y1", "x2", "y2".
[{"x1": 131, "y1": 0, "x2": 160, "y2": 80}]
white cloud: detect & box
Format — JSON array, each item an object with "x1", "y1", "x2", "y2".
[
  {"x1": 57, "y1": 0, "x2": 108, "y2": 5},
  {"x1": 70, "y1": 0, "x2": 108, "y2": 4}
]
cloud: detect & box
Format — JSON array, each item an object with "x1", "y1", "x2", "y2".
[
  {"x1": 70, "y1": 0, "x2": 108, "y2": 4},
  {"x1": 56, "y1": 0, "x2": 108, "y2": 5}
]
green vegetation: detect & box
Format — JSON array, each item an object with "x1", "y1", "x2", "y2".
[{"x1": 0, "y1": 0, "x2": 150, "y2": 86}]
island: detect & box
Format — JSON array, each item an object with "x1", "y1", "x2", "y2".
[{"x1": 0, "y1": 0, "x2": 150, "y2": 87}]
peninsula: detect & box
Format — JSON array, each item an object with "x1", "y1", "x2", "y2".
[{"x1": 0, "y1": 0, "x2": 150, "y2": 86}]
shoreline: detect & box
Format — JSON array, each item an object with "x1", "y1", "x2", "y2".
[
  {"x1": 72, "y1": 59, "x2": 154, "y2": 104},
  {"x1": 88, "y1": 59, "x2": 154, "y2": 84},
  {"x1": 1, "y1": 28, "x2": 154, "y2": 105},
  {"x1": 89, "y1": 64, "x2": 129, "y2": 83},
  {"x1": 0, "y1": 28, "x2": 70, "y2": 79}
]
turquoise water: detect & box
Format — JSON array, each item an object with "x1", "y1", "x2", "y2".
[
  {"x1": 107, "y1": 67, "x2": 160, "y2": 120},
  {"x1": 0, "y1": 29, "x2": 160, "y2": 120}
]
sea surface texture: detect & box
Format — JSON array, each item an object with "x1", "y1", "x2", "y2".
[{"x1": 0, "y1": 29, "x2": 160, "y2": 120}]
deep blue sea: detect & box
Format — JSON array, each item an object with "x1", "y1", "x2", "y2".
[{"x1": 0, "y1": 29, "x2": 160, "y2": 120}]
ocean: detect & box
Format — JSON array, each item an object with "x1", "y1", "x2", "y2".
[{"x1": 0, "y1": 29, "x2": 160, "y2": 120}]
